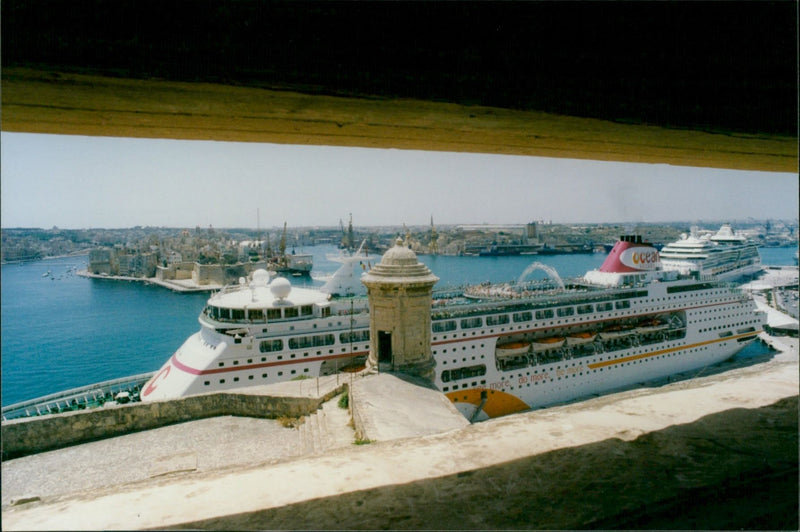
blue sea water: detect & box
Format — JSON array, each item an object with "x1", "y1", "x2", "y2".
[{"x1": 1, "y1": 245, "x2": 795, "y2": 406}]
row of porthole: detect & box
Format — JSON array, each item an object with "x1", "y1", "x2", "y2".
[
  {"x1": 440, "y1": 354, "x2": 486, "y2": 366},
  {"x1": 442, "y1": 379, "x2": 486, "y2": 392},
  {"x1": 218, "y1": 346, "x2": 366, "y2": 367},
  {"x1": 506, "y1": 349, "x2": 697, "y2": 390},
  {"x1": 203, "y1": 366, "x2": 311, "y2": 386},
  {"x1": 504, "y1": 343, "x2": 699, "y2": 383}
]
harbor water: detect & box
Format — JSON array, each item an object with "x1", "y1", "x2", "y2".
[{"x1": 2, "y1": 245, "x2": 795, "y2": 406}]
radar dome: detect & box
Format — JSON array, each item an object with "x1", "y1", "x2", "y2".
[
  {"x1": 252, "y1": 269, "x2": 271, "y2": 286},
  {"x1": 270, "y1": 277, "x2": 292, "y2": 299}
]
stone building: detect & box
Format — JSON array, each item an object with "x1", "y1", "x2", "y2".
[
  {"x1": 88, "y1": 248, "x2": 118, "y2": 275},
  {"x1": 361, "y1": 239, "x2": 439, "y2": 381}
]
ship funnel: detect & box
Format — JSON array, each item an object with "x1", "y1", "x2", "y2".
[{"x1": 599, "y1": 237, "x2": 661, "y2": 273}]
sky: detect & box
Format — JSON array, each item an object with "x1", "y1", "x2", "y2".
[{"x1": 1, "y1": 132, "x2": 797, "y2": 229}]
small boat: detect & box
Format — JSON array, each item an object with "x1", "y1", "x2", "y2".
[
  {"x1": 531, "y1": 337, "x2": 565, "y2": 351},
  {"x1": 636, "y1": 319, "x2": 670, "y2": 334},
  {"x1": 566, "y1": 332, "x2": 596, "y2": 346},
  {"x1": 496, "y1": 341, "x2": 531, "y2": 358},
  {"x1": 598, "y1": 324, "x2": 635, "y2": 340}
]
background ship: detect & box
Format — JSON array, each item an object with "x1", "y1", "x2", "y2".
[{"x1": 659, "y1": 224, "x2": 761, "y2": 281}]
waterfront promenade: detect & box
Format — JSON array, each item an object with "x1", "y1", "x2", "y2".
[{"x1": 2, "y1": 330, "x2": 797, "y2": 530}]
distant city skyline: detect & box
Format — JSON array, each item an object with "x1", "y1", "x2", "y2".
[{"x1": 1, "y1": 132, "x2": 797, "y2": 230}]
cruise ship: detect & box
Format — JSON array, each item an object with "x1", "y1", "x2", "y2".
[
  {"x1": 140, "y1": 235, "x2": 765, "y2": 420},
  {"x1": 659, "y1": 224, "x2": 761, "y2": 282}
]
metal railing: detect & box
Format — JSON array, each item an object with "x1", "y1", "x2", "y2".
[{"x1": 2, "y1": 371, "x2": 155, "y2": 421}]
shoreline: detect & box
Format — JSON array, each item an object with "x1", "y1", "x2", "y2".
[
  {"x1": 1, "y1": 251, "x2": 90, "y2": 266},
  {"x1": 76, "y1": 270, "x2": 221, "y2": 293}
]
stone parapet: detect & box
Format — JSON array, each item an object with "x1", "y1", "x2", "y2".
[{"x1": 1, "y1": 385, "x2": 345, "y2": 459}]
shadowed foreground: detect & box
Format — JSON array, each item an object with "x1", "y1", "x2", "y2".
[{"x1": 176, "y1": 397, "x2": 797, "y2": 531}]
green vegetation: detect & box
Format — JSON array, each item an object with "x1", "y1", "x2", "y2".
[
  {"x1": 338, "y1": 392, "x2": 349, "y2": 409},
  {"x1": 278, "y1": 416, "x2": 304, "y2": 429}
]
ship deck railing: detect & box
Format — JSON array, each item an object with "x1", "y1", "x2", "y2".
[{"x1": 1, "y1": 372, "x2": 155, "y2": 421}]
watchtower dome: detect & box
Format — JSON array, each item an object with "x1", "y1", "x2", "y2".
[{"x1": 361, "y1": 238, "x2": 439, "y2": 380}]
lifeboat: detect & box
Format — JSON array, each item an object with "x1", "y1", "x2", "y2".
[
  {"x1": 636, "y1": 319, "x2": 670, "y2": 334},
  {"x1": 566, "y1": 332, "x2": 596, "y2": 346},
  {"x1": 598, "y1": 324, "x2": 635, "y2": 340},
  {"x1": 496, "y1": 341, "x2": 531, "y2": 358},
  {"x1": 531, "y1": 337, "x2": 565, "y2": 351}
]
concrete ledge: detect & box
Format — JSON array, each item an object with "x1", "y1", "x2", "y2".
[
  {"x1": 1, "y1": 347, "x2": 797, "y2": 530},
  {"x1": 350, "y1": 373, "x2": 469, "y2": 442},
  {"x1": 1, "y1": 384, "x2": 345, "y2": 459}
]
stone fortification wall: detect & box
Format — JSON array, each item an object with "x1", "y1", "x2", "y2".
[
  {"x1": 192, "y1": 261, "x2": 269, "y2": 286},
  {"x1": 194, "y1": 263, "x2": 226, "y2": 286},
  {"x1": 156, "y1": 261, "x2": 195, "y2": 281},
  {"x1": 2, "y1": 386, "x2": 344, "y2": 459}
]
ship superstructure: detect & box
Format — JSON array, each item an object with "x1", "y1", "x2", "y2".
[
  {"x1": 659, "y1": 224, "x2": 761, "y2": 282},
  {"x1": 141, "y1": 236, "x2": 765, "y2": 420}
]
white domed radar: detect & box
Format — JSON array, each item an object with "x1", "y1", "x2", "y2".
[
  {"x1": 270, "y1": 277, "x2": 292, "y2": 300},
  {"x1": 251, "y1": 269, "x2": 271, "y2": 286}
]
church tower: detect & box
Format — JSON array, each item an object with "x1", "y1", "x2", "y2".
[{"x1": 361, "y1": 238, "x2": 439, "y2": 381}]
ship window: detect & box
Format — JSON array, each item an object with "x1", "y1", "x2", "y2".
[
  {"x1": 301, "y1": 305, "x2": 313, "y2": 316},
  {"x1": 433, "y1": 320, "x2": 457, "y2": 332},
  {"x1": 535, "y1": 309, "x2": 554, "y2": 320},
  {"x1": 289, "y1": 334, "x2": 336, "y2": 349},
  {"x1": 340, "y1": 330, "x2": 370, "y2": 343},
  {"x1": 219, "y1": 308, "x2": 231, "y2": 320},
  {"x1": 513, "y1": 311, "x2": 533, "y2": 323},
  {"x1": 557, "y1": 307, "x2": 574, "y2": 317},
  {"x1": 597, "y1": 302, "x2": 613, "y2": 312},
  {"x1": 231, "y1": 309, "x2": 245, "y2": 320},
  {"x1": 248, "y1": 309, "x2": 264, "y2": 320},
  {"x1": 577, "y1": 304, "x2": 593, "y2": 314},
  {"x1": 267, "y1": 308, "x2": 281, "y2": 320},
  {"x1": 259, "y1": 339, "x2": 283, "y2": 353},
  {"x1": 284, "y1": 307, "x2": 299, "y2": 318},
  {"x1": 486, "y1": 314, "x2": 509, "y2": 326},
  {"x1": 461, "y1": 317, "x2": 483, "y2": 329},
  {"x1": 615, "y1": 300, "x2": 630, "y2": 309},
  {"x1": 441, "y1": 364, "x2": 487, "y2": 382}
]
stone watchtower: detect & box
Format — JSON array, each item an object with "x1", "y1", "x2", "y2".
[{"x1": 361, "y1": 238, "x2": 439, "y2": 381}]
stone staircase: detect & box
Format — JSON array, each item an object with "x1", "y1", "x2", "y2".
[{"x1": 298, "y1": 393, "x2": 354, "y2": 455}]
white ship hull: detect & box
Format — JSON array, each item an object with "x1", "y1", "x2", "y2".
[
  {"x1": 142, "y1": 236, "x2": 765, "y2": 420},
  {"x1": 142, "y1": 280, "x2": 762, "y2": 420}
]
